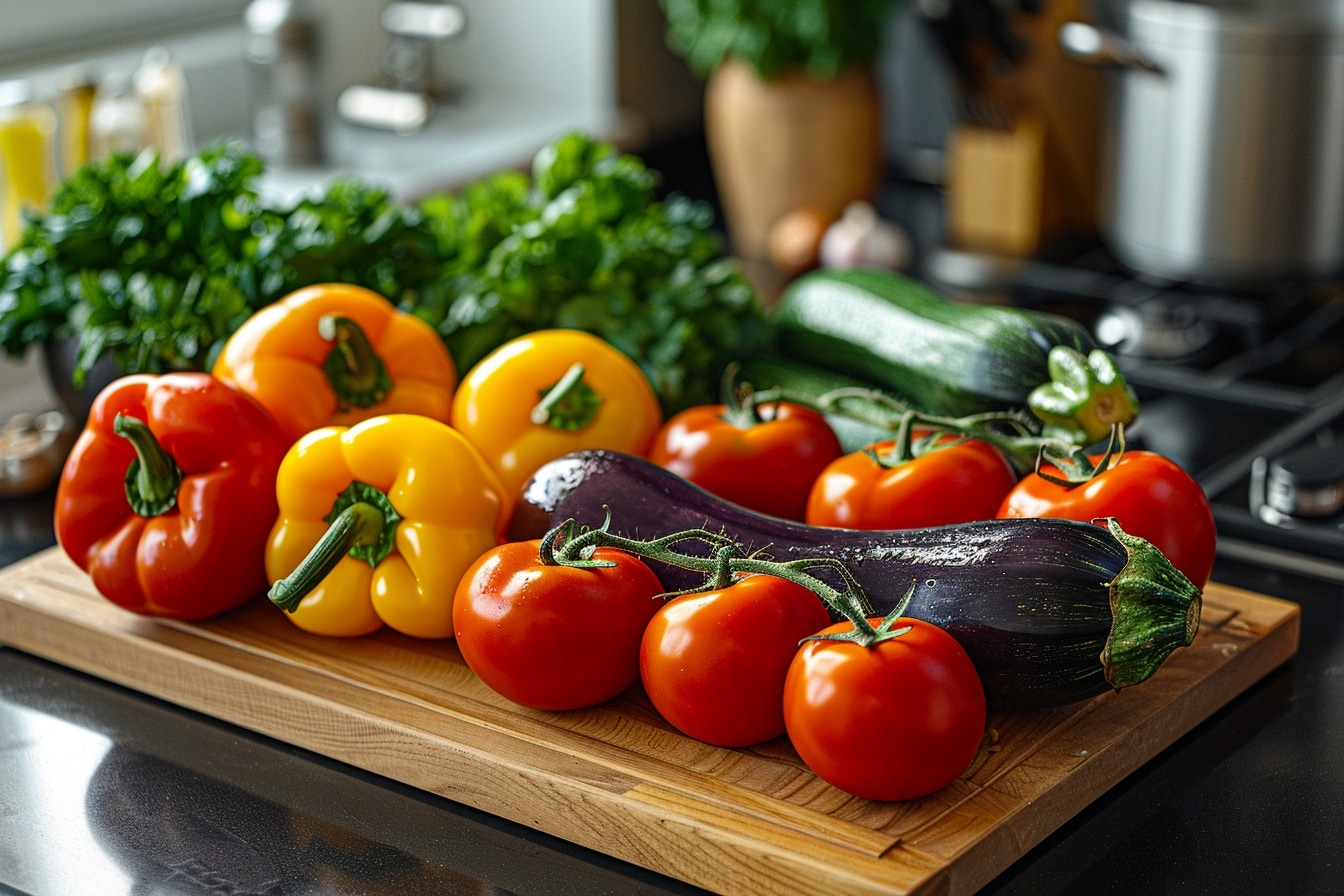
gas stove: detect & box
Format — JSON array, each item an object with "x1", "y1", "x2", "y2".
[{"x1": 999, "y1": 248, "x2": 1344, "y2": 583}]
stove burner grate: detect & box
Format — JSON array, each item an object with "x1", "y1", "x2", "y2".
[{"x1": 1000, "y1": 252, "x2": 1344, "y2": 582}]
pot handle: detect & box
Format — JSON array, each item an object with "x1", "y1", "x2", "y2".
[{"x1": 1058, "y1": 22, "x2": 1164, "y2": 75}]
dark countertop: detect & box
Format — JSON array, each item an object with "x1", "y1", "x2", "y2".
[{"x1": 1, "y1": 488, "x2": 1341, "y2": 896}]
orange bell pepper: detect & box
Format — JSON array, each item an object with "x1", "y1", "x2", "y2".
[
  {"x1": 265, "y1": 414, "x2": 508, "y2": 639},
  {"x1": 450, "y1": 329, "x2": 662, "y2": 497},
  {"x1": 213, "y1": 283, "x2": 456, "y2": 445}
]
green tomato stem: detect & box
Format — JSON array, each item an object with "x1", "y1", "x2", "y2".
[
  {"x1": 1033, "y1": 424, "x2": 1128, "y2": 488},
  {"x1": 542, "y1": 515, "x2": 876, "y2": 630},
  {"x1": 718, "y1": 362, "x2": 773, "y2": 430},
  {"x1": 542, "y1": 517, "x2": 942, "y2": 649},
  {"x1": 755, "y1": 382, "x2": 1102, "y2": 475},
  {"x1": 746, "y1": 347, "x2": 1139, "y2": 474},
  {"x1": 113, "y1": 413, "x2": 183, "y2": 518}
]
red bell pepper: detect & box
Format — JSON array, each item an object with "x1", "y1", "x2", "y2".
[{"x1": 54, "y1": 373, "x2": 288, "y2": 620}]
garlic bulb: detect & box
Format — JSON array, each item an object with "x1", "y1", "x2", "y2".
[{"x1": 819, "y1": 202, "x2": 911, "y2": 272}]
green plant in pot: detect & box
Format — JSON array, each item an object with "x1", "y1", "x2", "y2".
[
  {"x1": 659, "y1": 0, "x2": 900, "y2": 269},
  {"x1": 0, "y1": 143, "x2": 440, "y2": 423}
]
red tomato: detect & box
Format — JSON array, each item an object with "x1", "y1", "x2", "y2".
[
  {"x1": 806, "y1": 434, "x2": 1018, "y2": 529},
  {"x1": 640, "y1": 575, "x2": 833, "y2": 747},
  {"x1": 783, "y1": 618, "x2": 986, "y2": 802},
  {"x1": 995, "y1": 450, "x2": 1216, "y2": 589},
  {"x1": 647, "y1": 401, "x2": 842, "y2": 521},
  {"x1": 453, "y1": 540, "x2": 664, "y2": 711}
]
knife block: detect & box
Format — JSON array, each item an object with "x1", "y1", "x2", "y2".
[
  {"x1": 946, "y1": 117, "x2": 1048, "y2": 258},
  {"x1": 943, "y1": 0, "x2": 1105, "y2": 258}
]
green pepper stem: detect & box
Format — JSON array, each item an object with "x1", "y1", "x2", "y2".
[
  {"x1": 319, "y1": 314, "x2": 393, "y2": 409},
  {"x1": 269, "y1": 502, "x2": 387, "y2": 613},
  {"x1": 530, "y1": 363, "x2": 603, "y2": 430},
  {"x1": 113, "y1": 413, "x2": 183, "y2": 518}
]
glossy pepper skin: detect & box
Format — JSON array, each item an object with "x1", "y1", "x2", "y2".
[
  {"x1": 265, "y1": 414, "x2": 508, "y2": 639},
  {"x1": 450, "y1": 329, "x2": 662, "y2": 497},
  {"x1": 54, "y1": 373, "x2": 287, "y2": 620},
  {"x1": 212, "y1": 283, "x2": 457, "y2": 445}
]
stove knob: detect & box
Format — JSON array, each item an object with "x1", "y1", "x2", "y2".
[{"x1": 1265, "y1": 441, "x2": 1344, "y2": 518}]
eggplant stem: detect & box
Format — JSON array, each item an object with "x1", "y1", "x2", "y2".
[{"x1": 1102, "y1": 518, "x2": 1202, "y2": 688}]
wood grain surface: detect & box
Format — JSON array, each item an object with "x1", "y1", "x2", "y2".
[{"x1": 0, "y1": 548, "x2": 1300, "y2": 896}]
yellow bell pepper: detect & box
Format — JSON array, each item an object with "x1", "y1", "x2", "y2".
[
  {"x1": 266, "y1": 414, "x2": 507, "y2": 639},
  {"x1": 450, "y1": 329, "x2": 662, "y2": 497}
]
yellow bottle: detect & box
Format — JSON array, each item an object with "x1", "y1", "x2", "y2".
[
  {"x1": 0, "y1": 80, "x2": 56, "y2": 251},
  {"x1": 59, "y1": 70, "x2": 97, "y2": 177}
]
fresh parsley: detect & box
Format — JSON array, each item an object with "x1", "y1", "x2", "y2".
[{"x1": 0, "y1": 133, "x2": 769, "y2": 413}]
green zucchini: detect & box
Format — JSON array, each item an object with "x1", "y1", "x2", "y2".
[{"x1": 773, "y1": 268, "x2": 1097, "y2": 418}]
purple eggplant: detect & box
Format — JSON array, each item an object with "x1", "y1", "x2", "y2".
[{"x1": 508, "y1": 450, "x2": 1202, "y2": 711}]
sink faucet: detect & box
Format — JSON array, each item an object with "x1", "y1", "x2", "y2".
[
  {"x1": 243, "y1": 0, "x2": 324, "y2": 165},
  {"x1": 338, "y1": 2, "x2": 467, "y2": 135}
]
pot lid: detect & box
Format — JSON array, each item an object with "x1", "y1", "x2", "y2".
[{"x1": 1127, "y1": 0, "x2": 1344, "y2": 51}]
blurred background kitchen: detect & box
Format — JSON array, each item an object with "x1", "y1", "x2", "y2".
[
  {"x1": 0, "y1": 0, "x2": 705, "y2": 414},
  {"x1": 4, "y1": 0, "x2": 1344, "y2": 580},
  {"x1": 0, "y1": 0, "x2": 1074, "y2": 418},
  {"x1": 0, "y1": 1, "x2": 896, "y2": 395}
]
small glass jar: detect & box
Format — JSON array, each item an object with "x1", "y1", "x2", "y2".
[
  {"x1": 58, "y1": 68, "x2": 98, "y2": 177},
  {"x1": 135, "y1": 47, "x2": 192, "y2": 164},
  {"x1": 88, "y1": 73, "x2": 148, "y2": 160}
]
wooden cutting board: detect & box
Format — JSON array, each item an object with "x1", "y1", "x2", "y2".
[{"x1": 0, "y1": 547, "x2": 1299, "y2": 896}]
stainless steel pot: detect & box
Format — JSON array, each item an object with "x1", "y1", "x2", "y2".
[{"x1": 1061, "y1": 0, "x2": 1344, "y2": 288}]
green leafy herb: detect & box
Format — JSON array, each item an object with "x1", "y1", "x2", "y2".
[
  {"x1": 0, "y1": 133, "x2": 767, "y2": 413},
  {"x1": 412, "y1": 133, "x2": 769, "y2": 412},
  {"x1": 659, "y1": 0, "x2": 901, "y2": 81},
  {"x1": 242, "y1": 178, "x2": 440, "y2": 308},
  {"x1": 0, "y1": 145, "x2": 261, "y2": 385},
  {"x1": 0, "y1": 142, "x2": 439, "y2": 389}
]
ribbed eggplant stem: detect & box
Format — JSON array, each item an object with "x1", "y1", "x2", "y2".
[{"x1": 1102, "y1": 519, "x2": 1203, "y2": 689}]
